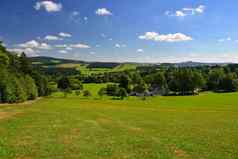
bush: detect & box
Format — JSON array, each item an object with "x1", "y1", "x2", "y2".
[
  {"x1": 117, "y1": 88, "x2": 128, "y2": 100},
  {"x1": 83, "y1": 90, "x2": 92, "y2": 97},
  {"x1": 106, "y1": 84, "x2": 119, "y2": 96},
  {"x1": 23, "y1": 75, "x2": 38, "y2": 100},
  {"x1": 98, "y1": 87, "x2": 106, "y2": 98},
  {"x1": 75, "y1": 90, "x2": 81, "y2": 96},
  {"x1": 58, "y1": 77, "x2": 70, "y2": 90},
  {"x1": 63, "y1": 88, "x2": 72, "y2": 98}
]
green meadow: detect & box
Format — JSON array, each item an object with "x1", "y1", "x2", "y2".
[{"x1": 0, "y1": 84, "x2": 238, "y2": 159}]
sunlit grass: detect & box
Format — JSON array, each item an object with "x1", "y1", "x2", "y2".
[{"x1": 0, "y1": 91, "x2": 238, "y2": 159}]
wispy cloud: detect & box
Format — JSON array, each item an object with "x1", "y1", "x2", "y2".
[
  {"x1": 45, "y1": 35, "x2": 62, "y2": 41},
  {"x1": 59, "y1": 50, "x2": 68, "y2": 54},
  {"x1": 137, "y1": 49, "x2": 144, "y2": 53},
  {"x1": 70, "y1": 43, "x2": 90, "y2": 49},
  {"x1": 59, "y1": 32, "x2": 72, "y2": 38},
  {"x1": 165, "y1": 5, "x2": 206, "y2": 17},
  {"x1": 218, "y1": 37, "x2": 232, "y2": 42},
  {"x1": 115, "y1": 43, "x2": 127, "y2": 48}
]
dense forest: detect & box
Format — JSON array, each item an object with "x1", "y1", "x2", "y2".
[{"x1": 0, "y1": 42, "x2": 49, "y2": 103}]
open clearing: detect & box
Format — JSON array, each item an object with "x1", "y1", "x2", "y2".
[{"x1": 0, "y1": 90, "x2": 238, "y2": 159}]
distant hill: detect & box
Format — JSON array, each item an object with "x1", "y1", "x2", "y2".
[
  {"x1": 174, "y1": 61, "x2": 230, "y2": 67},
  {"x1": 29, "y1": 56, "x2": 234, "y2": 71},
  {"x1": 29, "y1": 56, "x2": 85, "y2": 66},
  {"x1": 29, "y1": 56, "x2": 140, "y2": 75}
]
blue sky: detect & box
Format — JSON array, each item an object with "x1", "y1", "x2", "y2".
[{"x1": 1, "y1": 0, "x2": 238, "y2": 63}]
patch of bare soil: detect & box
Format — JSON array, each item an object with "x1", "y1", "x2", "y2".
[
  {"x1": 62, "y1": 128, "x2": 81, "y2": 145},
  {"x1": 171, "y1": 146, "x2": 191, "y2": 159},
  {"x1": 0, "y1": 97, "x2": 42, "y2": 106},
  {"x1": 0, "y1": 111, "x2": 21, "y2": 120}
]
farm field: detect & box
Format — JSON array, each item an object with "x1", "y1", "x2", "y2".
[{"x1": 0, "y1": 85, "x2": 238, "y2": 159}]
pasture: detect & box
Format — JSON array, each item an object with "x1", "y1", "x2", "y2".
[{"x1": 0, "y1": 86, "x2": 238, "y2": 159}]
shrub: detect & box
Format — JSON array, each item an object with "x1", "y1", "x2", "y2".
[
  {"x1": 83, "y1": 90, "x2": 92, "y2": 97},
  {"x1": 117, "y1": 88, "x2": 128, "y2": 100},
  {"x1": 75, "y1": 90, "x2": 81, "y2": 96},
  {"x1": 98, "y1": 87, "x2": 106, "y2": 98}
]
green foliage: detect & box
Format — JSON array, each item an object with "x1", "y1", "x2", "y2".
[
  {"x1": 133, "y1": 80, "x2": 148, "y2": 94},
  {"x1": 207, "y1": 68, "x2": 225, "y2": 91},
  {"x1": 31, "y1": 72, "x2": 50, "y2": 96},
  {"x1": 23, "y1": 75, "x2": 38, "y2": 100},
  {"x1": 58, "y1": 77, "x2": 70, "y2": 90},
  {"x1": 0, "y1": 42, "x2": 48, "y2": 103},
  {"x1": 106, "y1": 84, "x2": 120, "y2": 96},
  {"x1": 83, "y1": 90, "x2": 92, "y2": 97},
  {"x1": 75, "y1": 90, "x2": 81, "y2": 96},
  {"x1": 98, "y1": 87, "x2": 106, "y2": 98},
  {"x1": 219, "y1": 73, "x2": 238, "y2": 92},
  {"x1": 0, "y1": 52, "x2": 9, "y2": 67},
  {"x1": 63, "y1": 88, "x2": 72, "y2": 98},
  {"x1": 168, "y1": 69, "x2": 205, "y2": 95},
  {"x1": 119, "y1": 74, "x2": 132, "y2": 93},
  {"x1": 117, "y1": 88, "x2": 128, "y2": 99},
  {"x1": 68, "y1": 77, "x2": 83, "y2": 90}
]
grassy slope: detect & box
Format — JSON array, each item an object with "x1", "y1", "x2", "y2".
[
  {"x1": 0, "y1": 88, "x2": 238, "y2": 159},
  {"x1": 30, "y1": 57, "x2": 139, "y2": 75},
  {"x1": 39, "y1": 63, "x2": 138, "y2": 75}
]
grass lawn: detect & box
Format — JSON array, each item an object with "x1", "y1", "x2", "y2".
[{"x1": 0, "y1": 91, "x2": 238, "y2": 159}]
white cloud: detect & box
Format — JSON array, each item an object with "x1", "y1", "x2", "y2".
[
  {"x1": 65, "y1": 47, "x2": 73, "y2": 50},
  {"x1": 115, "y1": 44, "x2": 121, "y2": 48},
  {"x1": 55, "y1": 44, "x2": 72, "y2": 50},
  {"x1": 72, "y1": 11, "x2": 79, "y2": 16},
  {"x1": 55, "y1": 44, "x2": 67, "y2": 48},
  {"x1": 45, "y1": 35, "x2": 62, "y2": 41},
  {"x1": 18, "y1": 40, "x2": 51, "y2": 50},
  {"x1": 34, "y1": 1, "x2": 62, "y2": 12},
  {"x1": 84, "y1": 17, "x2": 88, "y2": 21},
  {"x1": 70, "y1": 43, "x2": 90, "y2": 49},
  {"x1": 115, "y1": 43, "x2": 126, "y2": 48},
  {"x1": 166, "y1": 5, "x2": 206, "y2": 17},
  {"x1": 18, "y1": 40, "x2": 39, "y2": 48},
  {"x1": 139, "y1": 32, "x2": 192, "y2": 42},
  {"x1": 137, "y1": 49, "x2": 144, "y2": 53},
  {"x1": 175, "y1": 11, "x2": 186, "y2": 17},
  {"x1": 218, "y1": 37, "x2": 232, "y2": 42},
  {"x1": 59, "y1": 50, "x2": 67, "y2": 54},
  {"x1": 96, "y1": 8, "x2": 112, "y2": 16},
  {"x1": 8, "y1": 48, "x2": 38, "y2": 57},
  {"x1": 195, "y1": 5, "x2": 206, "y2": 13},
  {"x1": 38, "y1": 43, "x2": 51, "y2": 50},
  {"x1": 59, "y1": 32, "x2": 72, "y2": 38}
]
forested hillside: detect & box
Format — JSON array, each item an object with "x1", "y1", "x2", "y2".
[{"x1": 0, "y1": 42, "x2": 49, "y2": 103}]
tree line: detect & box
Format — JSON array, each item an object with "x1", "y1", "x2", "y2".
[
  {"x1": 86, "y1": 65, "x2": 238, "y2": 98},
  {"x1": 53, "y1": 63, "x2": 238, "y2": 100},
  {"x1": 2, "y1": 39, "x2": 238, "y2": 102},
  {"x1": 0, "y1": 42, "x2": 49, "y2": 103}
]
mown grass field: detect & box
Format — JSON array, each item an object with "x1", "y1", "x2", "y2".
[{"x1": 0, "y1": 84, "x2": 238, "y2": 159}]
